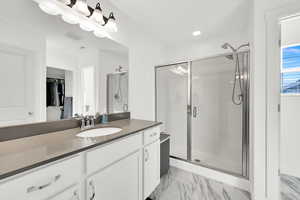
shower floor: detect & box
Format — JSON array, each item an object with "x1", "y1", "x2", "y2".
[{"x1": 191, "y1": 151, "x2": 243, "y2": 175}]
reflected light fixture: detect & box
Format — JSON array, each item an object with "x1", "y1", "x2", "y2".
[
  {"x1": 62, "y1": 12, "x2": 79, "y2": 24},
  {"x1": 59, "y1": 0, "x2": 71, "y2": 4},
  {"x1": 39, "y1": 1, "x2": 60, "y2": 15},
  {"x1": 105, "y1": 12, "x2": 118, "y2": 33},
  {"x1": 90, "y1": 3, "x2": 105, "y2": 25},
  {"x1": 79, "y1": 19, "x2": 96, "y2": 31},
  {"x1": 37, "y1": 0, "x2": 118, "y2": 38},
  {"x1": 94, "y1": 29, "x2": 108, "y2": 38},
  {"x1": 73, "y1": 0, "x2": 90, "y2": 16}
]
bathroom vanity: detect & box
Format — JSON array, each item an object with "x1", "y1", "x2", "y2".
[{"x1": 0, "y1": 119, "x2": 161, "y2": 200}]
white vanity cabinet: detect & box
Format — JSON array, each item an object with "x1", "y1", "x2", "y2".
[
  {"x1": 144, "y1": 140, "x2": 160, "y2": 199},
  {"x1": 48, "y1": 185, "x2": 80, "y2": 200},
  {"x1": 0, "y1": 125, "x2": 161, "y2": 200},
  {"x1": 86, "y1": 152, "x2": 142, "y2": 200},
  {"x1": 143, "y1": 127, "x2": 161, "y2": 199},
  {"x1": 85, "y1": 133, "x2": 143, "y2": 200},
  {"x1": 0, "y1": 156, "x2": 81, "y2": 200}
]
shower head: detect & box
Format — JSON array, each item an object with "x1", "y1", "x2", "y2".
[{"x1": 221, "y1": 43, "x2": 236, "y2": 52}]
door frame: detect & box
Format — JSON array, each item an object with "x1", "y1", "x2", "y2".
[{"x1": 265, "y1": 2, "x2": 300, "y2": 200}]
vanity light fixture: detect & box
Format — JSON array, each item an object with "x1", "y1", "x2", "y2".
[
  {"x1": 94, "y1": 29, "x2": 109, "y2": 38},
  {"x1": 39, "y1": 0, "x2": 60, "y2": 15},
  {"x1": 105, "y1": 12, "x2": 118, "y2": 33},
  {"x1": 35, "y1": 0, "x2": 118, "y2": 38},
  {"x1": 90, "y1": 3, "x2": 105, "y2": 25},
  {"x1": 62, "y1": 12, "x2": 79, "y2": 24},
  {"x1": 60, "y1": 0, "x2": 71, "y2": 4},
  {"x1": 73, "y1": 0, "x2": 90, "y2": 16},
  {"x1": 79, "y1": 18, "x2": 96, "y2": 31}
]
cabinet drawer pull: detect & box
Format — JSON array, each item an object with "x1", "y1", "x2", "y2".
[
  {"x1": 150, "y1": 132, "x2": 158, "y2": 137},
  {"x1": 27, "y1": 174, "x2": 61, "y2": 193},
  {"x1": 145, "y1": 149, "x2": 149, "y2": 162},
  {"x1": 73, "y1": 190, "x2": 80, "y2": 200},
  {"x1": 89, "y1": 181, "x2": 96, "y2": 200}
]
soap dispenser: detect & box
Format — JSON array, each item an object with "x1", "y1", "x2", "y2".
[{"x1": 101, "y1": 111, "x2": 108, "y2": 124}]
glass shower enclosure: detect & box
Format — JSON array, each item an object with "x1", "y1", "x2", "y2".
[
  {"x1": 107, "y1": 72, "x2": 129, "y2": 113},
  {"x1": 155, "y1": 51, "x2": 249, "y2": 177}
]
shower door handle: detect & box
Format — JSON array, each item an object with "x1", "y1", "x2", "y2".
[{"x1": 193, "y1": 106, "x2": 198, "y2": 118}]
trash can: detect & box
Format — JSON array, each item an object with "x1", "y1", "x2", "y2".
[{"x1": 160, "y1": 133, "x2": 170, "y2": 177}]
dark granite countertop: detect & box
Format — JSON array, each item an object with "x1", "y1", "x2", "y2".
[{"x1": 0, "y1": 119, "x2": 161, "y2": 180}]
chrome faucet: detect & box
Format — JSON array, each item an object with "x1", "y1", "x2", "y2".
[{"x1": 75, "y1": 114, "x2": 96, "y2": 130}]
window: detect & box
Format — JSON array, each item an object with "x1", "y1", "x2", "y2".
[{"x1": 281, "y1": 45, "x2": 300, "y2": 94}]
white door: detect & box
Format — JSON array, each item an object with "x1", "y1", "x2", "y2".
[
  {"x1": 144, "y1": 140, "x2": 160, "y2": 199},
  {"x1": 0, "y1": 44, "x2": 35, "y2": 126},
  {"x1": 87, "y1": 151, "x2": 142, "y2": 200}
]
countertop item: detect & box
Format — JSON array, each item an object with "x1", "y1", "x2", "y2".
[{"x1": 0, "y1": 119, "x2": 161, "y2": 180}]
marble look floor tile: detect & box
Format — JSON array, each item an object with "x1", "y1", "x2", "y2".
[
  {"x1": 151, "y1": 167, "x2": 251, "y2": 200},
  {"x1": 281, "y1": 174, "x2": 300, "y2": 200}
]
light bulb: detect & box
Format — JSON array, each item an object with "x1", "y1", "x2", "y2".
[
  {"x1": 79, "y1": 20, "x2": 95, "y2": 32},
  {"x1": 59, "y1": 0, "x2": 71, "y2": 4},
  {"x1": 62, "y1": 13, "x2": 79, "y2": 24},
  {"x1": 39, "y1": 1, "x2": 60, "y2": 15},
  {"x1": 73, "y1": 0, "x2": 90, "y2": 16},
  {"x1": 90, "y1": 3, "x2": 105, "y2": 25},
  {"x1": 105, "y1": 12, "x2": 118, "y2": 33},
  {"x1": 94, "y1": 30, "x2": 108, "y2": 38}
]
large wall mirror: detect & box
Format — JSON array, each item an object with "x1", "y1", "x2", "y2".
[{"x1": 0, "y1": 0, "x2": 129, "y2": 127}]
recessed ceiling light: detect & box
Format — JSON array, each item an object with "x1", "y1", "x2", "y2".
[{"x1": 192, "y1": 31, "x2": 201, "y2": 36}]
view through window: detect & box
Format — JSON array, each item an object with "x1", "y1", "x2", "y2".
[{"x1": 282, "y1": 45, "x2": 300, "y2": 94}]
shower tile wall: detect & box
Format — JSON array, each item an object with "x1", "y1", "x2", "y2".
[
  {"x1": 151, "y1": 167, "x2": 251, "y2": 200},
  {"x1": 281, "y1": 174, "x2": 300, "y2": 200}
]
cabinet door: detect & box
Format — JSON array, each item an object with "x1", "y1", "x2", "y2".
[
  {"x1": 49, "y1": 186, "x2": 80, "y2": 200},
  {"x1": 87, "y1": 151, "x2": 142, "y2": 200},
  {"x1": 144, "y1": 140, "x2": 160, "y2": 199}
]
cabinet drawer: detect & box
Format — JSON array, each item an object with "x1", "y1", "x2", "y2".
[
  {"x1": 49, "y1": 185, "x2": 80, "y2": 200},
  {"x1": 0, "y1": 156, "x2": 81, "y2": 200},
  {"x1": 144, "y1": 126, "x2": 160, "y2": 145},
  {"x1": 86, "y1": 133, "x2": 142, "y2": 175}
]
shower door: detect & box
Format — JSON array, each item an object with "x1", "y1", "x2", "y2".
[
  {"x1": 190, "y1": 52, "x2": 249, "y2": 176},
  {"x1": 156, "y1": 63, "x2": 189, "y2": 160}
]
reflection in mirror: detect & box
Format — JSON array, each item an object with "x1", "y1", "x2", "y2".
[
  {"x1": 46, "y1": 67, "x2": 73, "y2": 121},
  {"x1": 0, "y1": 0, "x2": 129, "y2": 127}
]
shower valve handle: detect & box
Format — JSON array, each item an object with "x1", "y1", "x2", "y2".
[{"x1": 193, "y1": 106, "x2": 198, "y2": 118}]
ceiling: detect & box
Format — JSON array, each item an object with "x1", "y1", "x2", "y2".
[{"x1": 106, "y1": 0, "x2": 250, "y2": 45}]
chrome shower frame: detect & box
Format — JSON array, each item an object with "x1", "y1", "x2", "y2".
[
  {"x1": 106, "y1": 72, "x2": 129, "y2": 114},
  {"x1": 155, "y1": 50, "x2": 250, "y2": 179}
]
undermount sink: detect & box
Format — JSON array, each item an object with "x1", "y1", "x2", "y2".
[{"x1": 77, "y1": 127, "x2": 122, "y2": 138}]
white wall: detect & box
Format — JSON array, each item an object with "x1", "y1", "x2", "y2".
[
  {"x1": 47, "y1": 48, "x2": 79, "y2": 71},
  {"x1": 162, "y1": 33, "x2": 249, "y2": 64}
]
